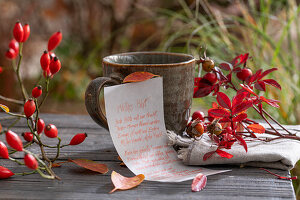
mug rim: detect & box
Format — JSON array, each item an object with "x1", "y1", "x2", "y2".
[{"x1": 102, "y1": 51, "x2": 195, "y2": 67}]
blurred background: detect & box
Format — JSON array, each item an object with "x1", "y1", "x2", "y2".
[{"x1": 0, "y1": 0, "x2": 299, "y2": 196}]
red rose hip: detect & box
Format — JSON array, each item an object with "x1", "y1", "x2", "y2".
[
  {"x1": 192, "y1": 111, "x2": 205, "y2": 121},
  {"x1": 0, "y1": 141, "x2": 9, "y2": 159},
  {"x1": 13, "y1": 22, "x2": 24, "y2": 42},
  {"x1": 5, "y1": 130, "x2": 23, "y2": 151},
  {"x1": 69, "y1": 133, "x2": 88, "y2": 145},
  {"x1": 236, "y1": 68, "x2": 252, "y2": 81},
  {"x1": 32, "y1": 85, "x2": 42, "y2": 98},
  {"x1": 22, "y1": 132, "x2": 33, "y2": 142},
  {"x1": 44, "y1": 124, "x2": 58, "y2": 138},
  {"x1": 40, "y1": 51, "x2": 50, "y2": 70},
  {"x1": 49, "y1": 57, "x2": 61, "y2": 75},
  {"x1": 48, "y1": 31, "x2": 62, "y2": 51},
  {"x1": 203, "y1": 72, "x2": 218, "y2": 84},
  {"x1": 21, "y1": 24, "x2": 30, "y2": 42},
  {"x1": 37, "y1": 118, "x2": 45, "y2": 135},
  {"x1": 24, "y1": 154, "x2": 38, "y2": 170},
  {"x1": 0, "y1": 166, "x2": 14, "y2": 179},
  {"x1": 24, "y1": 99, "x2": 36, "y2": 118}
]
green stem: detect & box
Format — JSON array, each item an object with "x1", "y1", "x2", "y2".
[
  {"x1": 15, "y1": 171, "x2": 38, "y2": 176},
  {"x1": 9, "y1": 157, "x2": 24, "y2": 165},
  {"x1": 15, "y1": 43, "x2": 28, "y2": 101},
  {"x1": 51, "y1": 137, "x2": 61, "y2": 162},
  {"x1": 39, "y1": 78, "x2": 50, "y2": 108},
  {"x1": 0, "y1": 94, "x2": 23, "y2": 105}
]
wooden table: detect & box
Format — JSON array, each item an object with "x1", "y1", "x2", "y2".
[{"x1": 0, "y1": 114, "x2": 296, "y2": 199}]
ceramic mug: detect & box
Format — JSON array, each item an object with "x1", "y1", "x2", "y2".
[{"x1": 85, "y1": 52, "x2": 195, "y2": 134}]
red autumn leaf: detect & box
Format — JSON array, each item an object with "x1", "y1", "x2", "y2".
[
  {"x1": 258, "y1": 68, "x2": 278, "y2": 80},
  {"x1": 203, "y1": 151, "x2": 216, "y2": 161},
  {"x1": 263, "y1": 79, "x2": 281, "y2": 90},
  {"x1": 208, "y1": 108, "x2": 230, "y2": 118},
  {"x1": 232, "y1": 113, "x2": 247, "y2": 122},
  {"x1": 69, "y1": 159, "x2": 108, "y2": 174},
  {"x1": 259, "y1": 96, "x2": 280, "y2": 108},
  {"x1": 123, "y1": 72, "x2": 158, "y2": 83},
  {"x1": 248, "y1": 69, "x2": 262, "y2": 84},
  {"x1": 233, "y1": 67, "x2": 241, "y2": 72},
  {"x1": 219, "y1": 63, "x2": 231, "y2": 71},
  {"x1": 191, "y1": 173, "x2": 207, "y2": 192},
  {"x1": 194, "y1": 85, "x2": 214, "y2": 98},
  {"x1": 226, "y1": 72, "x2": 232, "y2": 82},
  {"x1": 216, "y1": 149, "x2": 233, "y2": 159},
  {"x1": 235, "y1": 135, "x2": 247, "y2": 152},
  {"x1": 109, "y1": 171, "x2": 145, "y2": 193},
  {"x1": 232, "y1": 91, "x2": 247, "y2": 108},
  {"x1": 247, "y1": 124, "x2": 265, "y2": 133},
  {"x1": 212, "y1": 102, "x2": 218, "y2": 108},
  {"x1": 254, "y1": 81, "x2": 266, "y2": 91},
  {"x1": 240, "y1": 84, "x2": 258, "y2": 96},
  {"x1": 216, "y1": 92, "x2": 231, "y2": 109},
  {"x1": 232, "y1": 100, "x2": 253, "y2": 115}
]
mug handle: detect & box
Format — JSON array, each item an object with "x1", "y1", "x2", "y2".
[{"x1": 85, "y1": 77, "x2": 120, "y2": 130}]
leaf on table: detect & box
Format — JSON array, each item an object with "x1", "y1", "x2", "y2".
[
  {"x1": 0, "y1": 104, "x2": 9, "y2": 113},
  {"x1": 0, "y1": 123, "x2": 2, "y2": 132},
  {"x1": 123, "y1": 72, "x2": 158, "y2": 83},
  {"x1": 109, "y1": 171, "x2": 145, "y2": 193},
  {"x1": 247, "y1": 124, "x2": 265, "y2": 133},
  {"x1": 191, "y1": 173, "x2": 207, "y2": 192},
  {"x1": 69, "y1": 159, "x2": 108, "y2": 174}
]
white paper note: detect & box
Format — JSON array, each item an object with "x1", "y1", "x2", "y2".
[{"x1": 104, "y1": 77, "x2": 228, "y2": 182}]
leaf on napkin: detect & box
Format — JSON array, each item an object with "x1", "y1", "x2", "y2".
[
  {"x1": 247, "y1": 124, "x2": 265, "y2": 133},
  {"x1": 216, "y1": 149, "x2": 233, "y2": 159},
  {"x1": 69, "y1": 159, "x2": 108, "y2": 174},
  {"x1": 0, "y1": 104, "x2": 9, "y2": 113},
  {"x1": 191, "y1": 173, "x2": 207, "y2": 192},
  {"x1": 118, "y1": 156, "x2": 126, "y2": 167},
  {"x1": 109, "y1": 171, "x2": 145, "y2": 193},
  {"x1": 123, "y1": 72, "x2": 158, "y2": 83}
]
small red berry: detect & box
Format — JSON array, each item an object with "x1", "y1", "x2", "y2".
[
  {"x1": 48, "y1": 31, "x2": 62, "y2": 51},
  {"x1": 5, "y1": 130, "x2": 23, "y2": 151},
  {"x1": 44, "y1": 124, "x2": 58, "y2": 138},
  {"x1": 225, "y1": 127, "x2": 232, "y2": 134},
  {"x1": 21, "y1": 24, "x2": 30, "y2": 42},
  {"x1": 192, "y1": 111, "x2": 205, "y2": 121},
  {"x1": 0, "y1": 166, "x2": 14, "y2": 179},
  {"x1": 13, "y1": 22, "x2": 24, "y2": 42},
  {"x1": 32, "y1": 85, "x2": 42, "y2": 98},
  {"x1": 49, "y1": 57, "x2": 61, "y2": 75},
  {"x1": 69, "y1": 133, "x2": 88, "y2": 145},
  {"x1": 9, "y1": 39, "x2": 19, "y2": 53},
  {"x1": 37, "y1": 119, "x2": 45, "y2": 135},
  {"x1": 0, "y1": 141, "x2": 9, "y2": 159},
  {"x1": 5, "y1": 48, "x2": 17, "y2": 59},
  {"x1": 0, "y1": 67, "x2": 3, "y2": 74},
  {"x1": 203, "y1": 72, "x2": 218, "y2": 84},
  {"x1": 24, "y1": 154, "x2": 38, "y2": 170},
  {"x1": 24, "y1": 99, "x2": 36, "y2": 118},
  {"x1": 40, "y1": 51, "x2": 50, "y2": 70},
  {"x1": 22, "y1": 132, "x2": 33, "y2": 142},
  {"x1": 236, "y1": 68, "x2": 252, "y2": 81}
]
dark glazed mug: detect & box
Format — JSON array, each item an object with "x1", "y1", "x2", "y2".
[{"x1": 85, "y1": 52, "x2": 195, "y2": 134}]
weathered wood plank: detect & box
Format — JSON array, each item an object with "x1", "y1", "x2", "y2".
[{"x1": 0, "y1": 113, "x2": 297, "y2": 199}]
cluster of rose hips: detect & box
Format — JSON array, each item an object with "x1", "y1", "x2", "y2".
[
  {"x1": 186, "y1": 110, "x2": 223, "y2": 138},
  {"x1": 0, "y1": 22, "x2": 87, "y2": 179}
]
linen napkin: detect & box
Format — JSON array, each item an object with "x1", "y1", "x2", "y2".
[{"x1": 166, "y1": 125, "x2": 300, "y2": 170}]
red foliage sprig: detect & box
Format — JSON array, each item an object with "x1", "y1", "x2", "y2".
[{"x1": 190, "y1": 53, "x2": 300, "y2": 160}]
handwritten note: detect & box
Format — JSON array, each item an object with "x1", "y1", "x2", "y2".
[{"x1": 104, "y1": 77, "x2": 227, "y2": 182}]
